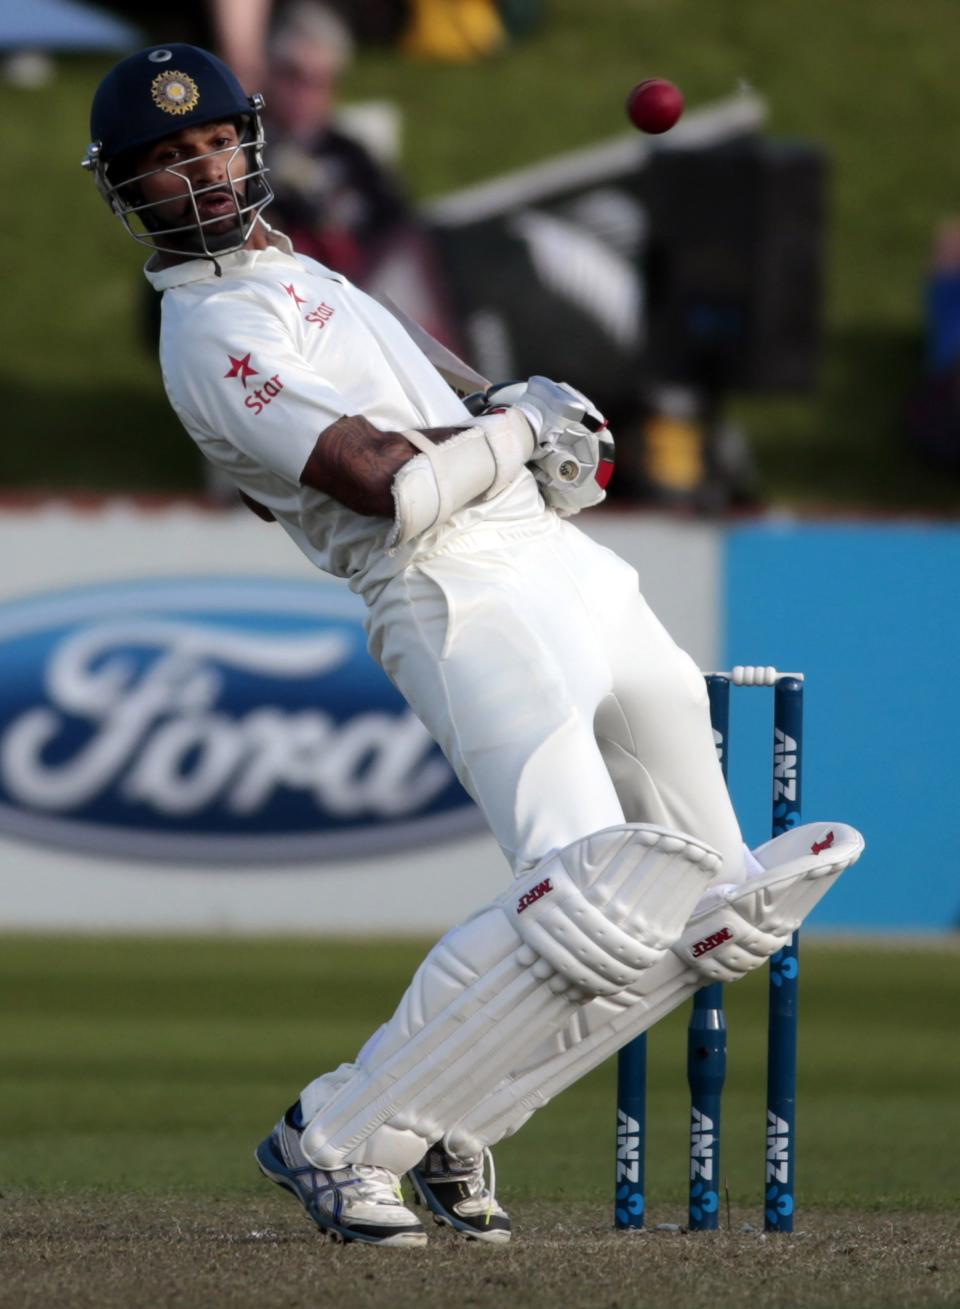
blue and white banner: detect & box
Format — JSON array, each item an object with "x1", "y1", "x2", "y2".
[
  {"x1": 1, "y1": 502, "x2": 954, "y2": 933},
  {"x1": 0, "y1": 505, "x2": 719, "y2": 933},
  {"x1": 0, "y1": 576, "x2": 479, "y2": 864}
]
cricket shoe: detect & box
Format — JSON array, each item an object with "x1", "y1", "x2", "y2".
[
  {"x1": 255, "y1": 1103, "x2": 427, "y2": 1247},
  {"x1": 408, "y1": 1145, "x2": 511, "y2": 1243}
]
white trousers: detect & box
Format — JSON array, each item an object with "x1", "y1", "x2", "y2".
[
  {"x1": 298, "y1": 517, "x2": 751, "y2": 1156},
  {"x1": 368, "y1": 516, "x2": 745, "y2": 880}
]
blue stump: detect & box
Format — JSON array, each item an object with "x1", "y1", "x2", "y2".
[
  {"x1": 615, "y1": 1033, "x2": 647, "y2": 1228},
  {"x1": 765, "y1": 676, "x2": 804, "y2": 1231},
  {"x1": 687, "y1": 674, "x2": 731, "y2": 1229}
]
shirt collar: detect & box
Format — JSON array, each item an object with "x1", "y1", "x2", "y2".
[{"x1": 143, "y1": 224, "x2": 299, "y2": 292}]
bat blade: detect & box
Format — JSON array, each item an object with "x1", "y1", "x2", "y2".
[{"x1": 375, "y1": 293, "x2": 492, "y2": 397}]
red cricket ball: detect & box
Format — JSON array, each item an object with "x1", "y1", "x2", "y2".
[{"x1": 625, "y1": 78, "x2": 684, "y2": 134}]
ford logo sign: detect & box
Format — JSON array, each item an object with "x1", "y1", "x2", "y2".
[{"x1": 0, "y1": 577, "x2": 481, "y2": 863}]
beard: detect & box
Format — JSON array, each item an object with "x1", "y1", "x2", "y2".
[
  {"x1": 168, "y1": 211, "x2": 246, "y2": 255},
  {"x1": 154, "y1": 186, "x2": 248, "y2": 255}
]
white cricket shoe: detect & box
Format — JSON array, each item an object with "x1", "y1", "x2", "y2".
[
  {"x1": 256, "y1": 1104, "x2": 427, "y2": 1246},
  {"x1": 409, "y1": 1145, "x2": 511, "y2": 1243}
]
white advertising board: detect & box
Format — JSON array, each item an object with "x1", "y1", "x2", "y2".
[{"x1": 0, "y1": 501, "x2": 719, "y2": 933}]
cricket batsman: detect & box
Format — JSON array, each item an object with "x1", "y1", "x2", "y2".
[{"x1": 84, "y1": 45, "x2": 864, "y2": 1246}]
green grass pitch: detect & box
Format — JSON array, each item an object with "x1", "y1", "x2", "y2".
[
  {"x1": 1, "y1": 936, "x2": 958, "y2": 1307},
  {"x1": 3, "y1": 937, "x2": 953, "y2": 1303},
  {"x1": 2, "y1": 935, "x2": 956, "y2": 1207}
]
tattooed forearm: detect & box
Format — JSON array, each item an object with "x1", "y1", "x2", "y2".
[
  {"x1": 300, "y1": 416, "x2": 414, "y2": 515},
  {"x1": 300, "y1": 415, "x2": 466, "y2": 516}
]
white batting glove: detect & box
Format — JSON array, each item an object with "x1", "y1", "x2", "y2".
[
  {"x1": 481, "y1": 376, "x2": 615, "y2": 517},
  {"x1": 483, "y1": 376, "x2": 603, "y2": 444}
]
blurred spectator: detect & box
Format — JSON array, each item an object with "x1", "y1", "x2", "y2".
[
  {"x1": 263, "y1": 1, "x2": 459, "y2": 345},
  {"x1": 398, "y1": 0, "x2": 544, "y2": 60},
  {"x1": 208, "y1": 0, "x2": 416, "y2": 83},
  {"x1": 400, "y1": 0, "x2": 506, "y2": 60},
  {"x1": 208, "y1": 0, "x2": 273, "y2": 91},
  {"x1": 264, "y1": 2, "x2": 404, "y2": 281},
  {"x1": 906, "y1": 219, "x2": 960, "y2": 472}
]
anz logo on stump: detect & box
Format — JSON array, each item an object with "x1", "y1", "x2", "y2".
[{"x1": 0, "y1": 577, "x2": 480, "y2": 863}]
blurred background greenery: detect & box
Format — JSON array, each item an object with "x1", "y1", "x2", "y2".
[{"x1": 3, "y1": 0, "x2": 960, "y2": 509}]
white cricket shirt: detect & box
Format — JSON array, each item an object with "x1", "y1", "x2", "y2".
[{"x1": 145, "y1": 229, "x2": 546, "y2": 601}]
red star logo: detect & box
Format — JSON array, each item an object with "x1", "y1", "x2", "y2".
[
  {"x1": 282, "y1": 282, "x2": 307, "y2": 309},
  {"x1": 224, "y1": 353, "x2": 258, "y2": 388}
]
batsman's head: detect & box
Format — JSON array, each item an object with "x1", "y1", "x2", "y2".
[{"x1": 83, "y1": 44, "x2": 273, "y2": 261}]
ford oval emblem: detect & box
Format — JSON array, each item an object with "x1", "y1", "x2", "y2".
[{"x1": 0, "y1": 577, "x2": 481, "y2": 863}]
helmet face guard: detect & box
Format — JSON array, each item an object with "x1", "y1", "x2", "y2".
[
  {"x1": 84, "y1": 45, "x2": 274, "y2": 260},
  {"x1": 86, "y1": 109, "x2": 273, "y2": 260}
]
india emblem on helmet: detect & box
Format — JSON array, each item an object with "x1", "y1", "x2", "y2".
[{"x1": 151, "y1": 69, "x2": 200, "y2": 116}]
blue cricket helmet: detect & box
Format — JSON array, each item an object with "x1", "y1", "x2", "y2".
[
  {"x1": 90, "y1": 44, "x2": 253, "y2": 163},
  {"x1": 84, "y1": 44, "x2": 273, "y2": 260}
]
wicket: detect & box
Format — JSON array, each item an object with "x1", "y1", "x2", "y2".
[{"x1": 614, "y1": 666, "x2": 804, "y2": 1234}]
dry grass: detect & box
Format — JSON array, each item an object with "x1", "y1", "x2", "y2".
[{"x1": 2, "y1": 1195, "x2": 958, "y2": 1309}]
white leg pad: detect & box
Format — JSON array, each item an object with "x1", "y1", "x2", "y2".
[
  {"x1": 672, "y1": 821, "x2": 865, "y2": 980},
  {"x1": 299, "y1": 823, "x2": 720, "y2": 1174},
  {"x1": 445, "y1": 821, "x2": 864, "y2": 1155}
]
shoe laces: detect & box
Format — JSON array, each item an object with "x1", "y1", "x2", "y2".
[
  {"x1": 482, "y1": 1147, "x2": 497, "y2": 1222},
  {"x1": 446, "y1": 1147, "x2": 498, "y2": 1220}
]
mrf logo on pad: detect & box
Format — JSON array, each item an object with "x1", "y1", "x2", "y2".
[
  {"x1": 517, "y1": 878, "x2": 553, "y2": 914},
  {"x1": 691, "y1": 926, "x2": 733, "y2": 958}
]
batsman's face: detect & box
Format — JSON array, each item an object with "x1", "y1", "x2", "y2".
[{"x1": 136, "y1": 121, "x2": 248, "y2": 236}]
